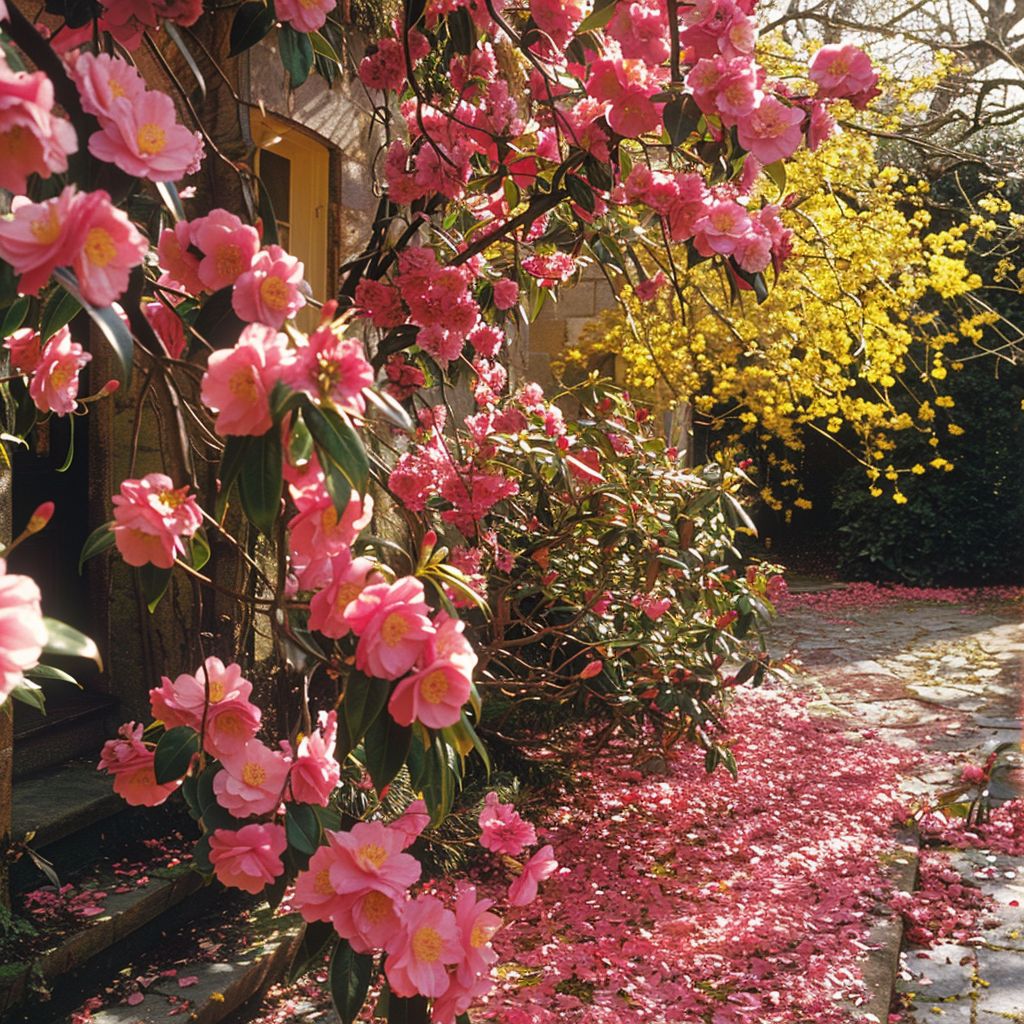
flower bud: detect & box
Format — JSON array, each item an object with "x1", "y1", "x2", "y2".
[{"x1": 27, "y1": 501, "x2": 55, "y2": 534}]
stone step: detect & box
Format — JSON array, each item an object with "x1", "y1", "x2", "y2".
[
  {"x1": 1, "y1": 857, "x2": 205, "y2": 1020},
  {"x1": 9, "y1": 759, "x2": 141, "y2": 892},
  {"x1": 55, "y1": 900, "x2": 301, "y2": 1024},
  {"x1": 12, "y1": 691, "x2": 118, "y2": 780}
]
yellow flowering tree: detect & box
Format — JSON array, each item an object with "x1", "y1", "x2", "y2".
[{"x1": 562, "y1": 114, "x2": 1022, "y2": 510}]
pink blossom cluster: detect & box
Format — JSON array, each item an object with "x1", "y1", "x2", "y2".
[
  {"x1": 6, "y1": 324, "x2": 93, "y2": 416},
  {"x1": 158, "y1": 208, "x2": 307, "y2": 328},
  {"x1": 73, "y1": 52, "x2": 203, "y2": 183},
  {"x1": 0, "y1": 186, "x2": 147, "y2": 307},
  {"x1": 111, "y1": 472, "x2": 202, "y2": 570},
  {"x1": 46, "y1": 0, "x2": 203, "y2": 50},
  {"x1": 98, "y1": 721, "x2": 182, "y2": 806},
  {"x1": 0, "y1": 559, "x2": 47, "y2": 705},
  {"x1": 0, "y1": 52, "x2": 76, "y2": 194}
]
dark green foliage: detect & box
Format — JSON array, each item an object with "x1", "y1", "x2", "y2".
[{"x1": 834, "y1": 360, "x2": 1024, "y2": 584}]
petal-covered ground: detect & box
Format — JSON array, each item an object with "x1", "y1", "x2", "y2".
[{"x1": 477, "y1": 687, "x2": 910, "y2": 1024}]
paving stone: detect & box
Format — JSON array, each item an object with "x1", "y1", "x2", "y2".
[
  {"x1": 975, "y1": 946, "x2": 1024, "y2": 1014},
  {"x1": 899, "y1": 943, "x2": 976, "y2": 1001}
]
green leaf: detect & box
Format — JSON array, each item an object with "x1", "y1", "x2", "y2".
[
  {"x1": 139, "y1": 564, "x2": 173, "y2": 613},
  {"x1": 40, "y1": 285, "x2": 81, "y2": 342},
  {"x1": 78, "y1": 522, "x2": 115, "y2": 573},
  {"x1": 155, "y1": 180, "x2": 186, "y2": 222},
  {"x1": 763, "y1": 160, "x2": 787, "y2": 199},
  {"x1": 576, "y1": 0, "x2": 616, "y2": 33},
  {"x1": 387, "y1": 994, "x2": 429, "y2": 1024},
  {"x1": 238, "y1": 428, "x2": 283, "y2": 536},
  {"x1": 309, "y1": 29, "x2": 342, "y2": 69},
  {"x1": 10, "y1": 678, "x2": 46, "y2": 713},
  {"x1": 363, "y1": 712, "x2": 412, "y2": 797},
  {"x1": 189, "y1": 531, "x2": 211, "y2": 573},
  {"x1": 192, "y1": 832, "x2": 213, "y2": 873},
  {"x1": 56, "y1": 415, "x2": 75, "y2": 473},
  {"x1": 663, "y1": 94, "x2": 703, "y2": 148},
  {"x1": 279, "y1": 24, "x2": 314, "y2": 89},
  {"x1": 285, "y1": 802, "x2": 321, "y2": 857},
  {"x1": 41, "y1": 618, "x2": 101, "y2": 666},
  {"x1": 192, "y1": 286, "x2": 246, "y2": 349},
  {"x1": 230, "y1": 1, "x2": 276, "y2": 55},
  {"x1": 163, "y1": 22, "x2": 206, "y2": 100},
  {"x1": 329, "y1": 939, "x2": 374, "y2": 1024},
  {"x1": 216, "y1": 435, "x2": 253, "y2": 517},
  {"x1": 338, "y1": 671, "x2": 389, "y2": 758},
  {"x1": 421, "y1": 736, "x2": 457, "y2": 824},
  {"x1": 304, "y1": 404, "x2": 369, "y2": 495},
  {"x1": 448, "y1": 7, "x2": 476, "y2": 54},
  {"x1": 51, "y1": 269, "x2": 133, "y2": 382},
  {"x1": 1, "y1": 296, "x2": 30, "y2": 338},
  {"x1": 288, "y1": 921, "x2": 337, "y2": 984},
  {"x1": 362, "y1": 387, "x2": 413, "y2": 433},
  {"x1": 565, "y1": 173, "x2": 595, "y2": 214},
  {"x1": 25, "y1": 663, "x2": 80, "y2": 687},
  {"x1": 153, "y1": 726, "x2": 199, "y2": 784}
]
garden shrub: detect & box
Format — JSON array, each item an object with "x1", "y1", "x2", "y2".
[{"x1": 833, "y1": 359, "x2": 1024, "y2": 584}]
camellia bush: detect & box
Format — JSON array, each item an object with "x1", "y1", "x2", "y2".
[{"x1": 0, "y1": 0, "x2": 877, "y2": 1019}]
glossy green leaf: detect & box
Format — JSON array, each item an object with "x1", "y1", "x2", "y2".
[
  {"x1": 387, "y1": 994, "x2": 429, "y2": 1024},
  {"x1": 216, "y1": 435, "x2": 253, "y2": 517},
  {"x1": 230, "y1": 1, "x2": 275, "y2": 55},
  {"x1": 163, "y1": 22, "x2": 206, "y2": 99},
  {"x1": 40, "y1": 285, "x2": 81, "y2": 342},
  {"x1": 139, "y1": 564, "x2": 173, "y2": 613},
  {"x1": 153, "y1": 725, "x2": 199, "y2": 784},
  {"x1": 10, "y1": 678, "x2": 46, "y2": 713},
  {"x1": 279, "y1": 24, "x2": 314, "y2": 88},
  {"x1": 238, "y1": 428, "x2": 283, "y2": 536},
  {"x1": 329, "y1": 939, "x2": 374, "y2": 1024},
  {"x1": 41, "y1": 618, "x2": 102, "y2": 665},
  {"x1": 189, "y1": 531, "x2": 211, "y2": 573},
  {"x1": 304, "y1": 404, "x2": 369, "y2": 495},
  {"x1": 192, "y1": 286, "x2": 246, "y2": 349},
  {"x1": 339, "y1": 671, "x2": 389, "y2": 759},
  {"x1": 0, "y1": 296, "x2": 30, "y2": 338},
  {"x1": 25, "y1": 663, "x2": 80, "y2": 687},
  {"x1": 764, "y1": 160, "x2": 787, "y2": 199},
  {"x1": 363, "y1": 712, "x2": 412, "y2": 796},
  {"x1": 577, "y1": 0, "x2": 616, "y2": 33},
  {"x1": 285, "y1": 802, "x2": 321, "y2": 856},
  {"x1": 78, "y1": 522, "x2": 115, "y2": 573},
  {"x1": 663, "y1": 94, "x2": 702, "y2": 148}
]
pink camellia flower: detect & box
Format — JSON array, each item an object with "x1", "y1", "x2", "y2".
[
  {"x1": 961, "y1": 763, "x2": 987, "y2": 785},
  {"x1": 307, "y1": 554, "x2": 381, "y2": 639},
  {"x1": 0, "y1": 56, "x2": 77, "y2": 194},
  {"x1": 232, "y1": 245, "x2": 306, "y2": 328},
  {"x1": 190, "y1": 209, "x2": 261, "y2": 292},
  {"x1": 98, "y1": 722, "x2": 182, "y2": 806},
  {"x1": 334, "y1": 888, "x2": 407, "y2": 954},
  {"x1": 28, "y1": 327, "x2": 91, "y2": 416},
  {"x1": 72, "y1": 52, "x2": 146, "y2": 120},
  {"x1": 809, "y1": 44, "x2": 880, "y2": 108},
  {"x1": 293, "y1": 844, "x2": 354, "y2": 926},
  {"x1": 111, "y1": 473, "x2": 203, "y2": 570},
  {"x1": 389, "y1": 659, "x2": 472, "y2": 730},
  {"x1": 5, "y1": 327, "x2": 41, "y2": 374},
  {"x1": 633, "y1": 272, "x2": 667, "y2": 301},
  {"x1": 432, "y1": 972, "x2": 494, "y2": 1024},
  {"x1": 213, "y1": 738, "x2": 291, "y2": 817},
  {"x1": 453, "y1": 885, "x2": 501, "y2": 986},
  {"x1": 736, "y1": 96, "x2": 805, "y2": 165},
  {"x1": 200, "y1": 323, "x2": 289, "y2": 436},
  {"x1": 71, "y1": 190, "x2": 148, "y2": 307},
  {"x1": 354, "y1": 278, "x2": 406, "y2": 328},
  {"x1": 88, "y1": 90, "x2": 204, "y2": 182},
  {"x1": 157, "y1": 221, "x2": 204, "y2": 295},
  {"x1": 492, "y1": 278, "x2": 520, "y2": 310},
  {"x1": 385, "y1": 894, "x2": 463, "y2": 999},
  {"x1": 478, "y1": 792, "x2": 537, "y2": 856},
  {"x1": 288, "y1": 487, "x2": 373, "y2": 590},
  {"x1": 276, "y1": 0, "x2": 336, "y2": 33},
  {"x1": 0, "y1": 560, "x2": 46, "y2": 705},
  {"x1": 284, "y1": 322, "x2": 373, "y2": 415},
  {"x1": 149, "y1": 657, "x2": 261, "y2": 759},
  {"x1": 390, "y1": 798, "x2": 430, "y2": 849},
  {"x1": 290, "y1": 710, "x2": 341, "y2": 806},
  {"x1": 507, "y1": 844, "x2": 558, "y2": 907},
  {"x1": 209, "y1": 823, "x2": 287, "y2": 894},
  {"x1": 325, "y1": 820, "x2": 421, "y2": 898},
  {"x1": 143, "y1": 298, "x2": 187, "y2": 360},
  {"x1": 0, "y1": 187, "x2": 86, "y2": 296},
  {"x1": 346, "y1": 576, "x2": 436, "y2": 680}
]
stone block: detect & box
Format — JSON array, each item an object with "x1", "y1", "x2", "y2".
[{"x1": 528, "y1": 319, "x2": 567, "y2": 356}]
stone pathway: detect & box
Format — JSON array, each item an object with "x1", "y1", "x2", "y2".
[{"x1": 771, "y1": 592, "x2": 1024, "y2": 1024}]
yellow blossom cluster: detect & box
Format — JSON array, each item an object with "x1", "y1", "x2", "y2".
[{"x1": 560, "y1": 107, "x2": 1018, "y2": 506}]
